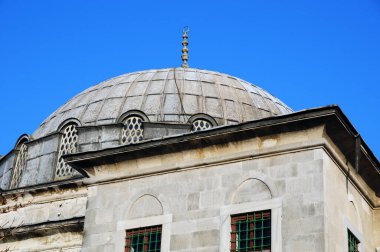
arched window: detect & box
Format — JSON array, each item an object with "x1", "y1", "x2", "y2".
[
  {"x1": 10, "y1": 141, "x2": 28, "y2": 189},
  {"x1": 55, "y1": 123, "x2": 78, "y2": 179},
  {"x1": 192, "y1": 119, "x2": 212, "y2": 132},
  {"x1": 121, "y1": 115, "x2": 144, "y2": 145},
  {"x1": 189, "y1": 114, "x2": 217, "y2": 132}
]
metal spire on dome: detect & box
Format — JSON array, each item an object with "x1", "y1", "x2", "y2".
[{"x1": 181, "y1": 26, "x2": 189, "y2": 68}]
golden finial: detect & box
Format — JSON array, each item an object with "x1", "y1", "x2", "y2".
[{"x1": 181, "y1": 26, "x2": 190, "y2": 68}]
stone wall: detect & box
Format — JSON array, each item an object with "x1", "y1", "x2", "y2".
[
  {"x1": 77, "y1": 123, "x2": 191, "y2": 153},
  {"x1": 0, "y1": 186, "x2": 87, "y2": 252},
  {"x1": 19, "y1": 134, "x2": 60, "y2": 187},
  {"x1": 0, "y1": 121, "x2": 193, "y2": 190},
  {"x1": 0, "y1": 133, "x2": 60, "y2": 189},
  {"x1": 81, "y1": 130, "x2": 327, "y2": 251},
  {"x1": 0, "y1": 153, "x2": 15, "y2": 190},
  {"x1": 324, "y1": 154, "x2": 376, "y2": 251},
  {"x1": 374, "y1": 209, "x2": 380, "y2": 251},
  {"x1": 0, "y1": 232, "x2": 83, "y2": 252},
  {"x1": 1, "y1": 121, "x2": 377, "y2": 251}
]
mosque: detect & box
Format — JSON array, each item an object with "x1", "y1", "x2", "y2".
[{"x1": 0, "y1": 30, "x2": 379, "y2": 252}]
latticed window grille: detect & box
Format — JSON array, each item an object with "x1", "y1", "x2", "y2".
[
  {"x1": 121, "y1": 116, "x2": 144, "y2": 145},
  {"x1": 192, "y1": 119, "x2": 212, "y2": 131},
  {"x1": 125, "y1": 225, "x2": 162, "y2": 252},
  {"x1": 55, "y1": 124, "x2": 78, "y2": 179},
  {"x1": 10, "y1": 143, "x2": 28, "y2": 189},
  {"x1": 348, "y1": 230, "x2": 360, "y2": 252},
  {"x1": 231, "y1": 210, "x2": 271, "y2": 252}
]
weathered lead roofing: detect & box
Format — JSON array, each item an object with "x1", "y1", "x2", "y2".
[{"x1": 33, "y1": 68, "x2": 293, "y2": 139}]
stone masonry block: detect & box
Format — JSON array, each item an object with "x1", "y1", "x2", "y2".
[
  {"x1": 285, "y1": 177, "x2": 314, "y2": 195},
  {"x1": 82, "y1": 232, "x2": 115, "y2": 247},
  {"x1": 36, "y1": 153, "x2": 56, "y2": 183},
  {"x1": 19, "y1": 157, "x2": 39, "y2": 187},
  {"x1": 78, "y1": 127, "x2": 100, "y2": 145},
  {"x1": 187, "y1": 192, "x2": 200, "y2": 211},
  {"x1": 200, "y1": 191, "x2": 225, "y2": 209},
  {"x1": 41, "y1": 135, "x2": 59, "y2": 155},
  {"x1": 170, "y1": 233, "x2": 192, "y2": 250},
  {"x1": 101, "y1": 140, "x2": 119, "y2": 149},
  {"x1": 191, "y1": 229, "x2": 219, "y2": 247},
  {"x1": 269, "y1": 154, "x2": 291, "y2": 167},
  {"x1": 296, "y1": 159, "x2": 323, "y2": 177},
  {"x1": 101, "y1": 125, "x2": 121, "y2": 142},
  {"x1": 292, "y1": 150, "x2": 315, "y2": 163},
  {"x1": 26, "y1": 141, "x2": 42, "y2": 160},
  {"x1": 269, "y1": 163, "x2": 298, "y2": 178},
  {"x1": 171, "y1": 220, "x2": 197, "y2": 235},
  {"x1": 80, "y1": 142, "x2": 101, "y2": 152},
  {"x1": 173, "y1": 208, "x2": 220, "y2": 222},
  {"x1": 1, "y1": 168, "x2": 12, "y2": 189}
]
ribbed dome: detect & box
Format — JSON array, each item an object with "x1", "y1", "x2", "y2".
[{"x1": 33, "y1": 68, "x2": 292, "y2": 139}]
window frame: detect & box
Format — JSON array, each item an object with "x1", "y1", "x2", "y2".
[
  {"x1": 230, "y1": 210, "x2": 271, "y2": 252},
  {"x1": 55, "y1": 122, "x2": 79, "y2": 180},
  {"x1": 10, "y1": 141, "x2": 28, "y2": 189},
  {"x1": 347, "y1": 229, "x2": 360, "y2": 252},
  {"x1": 125, "y1": 225, "x2": 162, "y2": 252},
  {"x1": 121, "y1": 115, "x2": 145, "y2": 145},
  {"x1": 220, "y1": 198, "x2": 282, "y2": 252},
  {"x1": 344, "y1": 219, "x2": 363, "y2": 252},
  {"x1": 117, "y1": 214, "x2": 172, "y2": 252},
  {"x1": 188, "y1": 113, "x2": 217, "y2": 132},
  {"x1": 191, "y1": 118, "x2": 213, "y2": 132}
]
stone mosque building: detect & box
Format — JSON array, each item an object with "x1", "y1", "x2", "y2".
[{"x1": 0, "y1": 30, "x2": 379, "y2": 252}]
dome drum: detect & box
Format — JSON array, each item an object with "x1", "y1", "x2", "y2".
[
  {"x1": 0, "y1": 67, "x2": 292, "y2": 190},
  {"x1": 0, "y1": 114, "x2": 215, "y2": 190},
  {"x1": 142, "y1": 122, "x2": 192, "y2": 140},
  {"x1": 76, "y1": 120, "x2": 193, "y2": 153},
  {"x1": 1, "y1": 132, "x2": 63, "y2": 189}
]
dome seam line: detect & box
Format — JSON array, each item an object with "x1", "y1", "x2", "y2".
[
  {"x1": 94, "y1": 78, "x2": 119, "y2": 124},
  {"x1": 138, "y1": 70, "x2": 159, "y2": 117},
  {"x1": 158, "y1": 69, "x2": 171, "y2": 122},
  {"x1": 116, "y1": 72, "x2": 144, "y2": 121}
]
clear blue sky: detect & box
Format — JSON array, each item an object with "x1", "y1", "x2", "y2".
[{"x1": 0, "y1": 0, "x2": 379, "y2": 158}]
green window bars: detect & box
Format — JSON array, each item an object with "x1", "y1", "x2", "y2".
[
  {"x1": 125, "y1": 225, "x2": 162, "y2": 252},
  {"x1": 348, "y1": 230, "x2": 360, "y2": 252},
  {"x1": 230, "y1": 210, "x2": 271, "y2": 252}
]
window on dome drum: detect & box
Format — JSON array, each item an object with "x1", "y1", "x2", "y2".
[
  {"x1": 55, "y1": 124, "x2": 78, "y2": 179},
  {"x1": 10, "y1": 143, "x2": 28, "y2": 189},
  {"x1": 125, "y1": 225, "x2": 162, "y2": 252},
  {"x1": 121, "y1": 116, "x2": 144, "y2": 145},
  {"x1": 348, "y1": 230, "x2": 360, "y2": 252},
  {"x1": 192, "y1": 119, "x2": 212, "y2": 132},
  {"x1": 230, "y1": 210, "x2": 271, "y2": 252}
]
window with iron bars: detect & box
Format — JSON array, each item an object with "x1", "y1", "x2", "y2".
[
  {"x1": 125, "y1": 225, "x2": 162, "y2": 252},
  {"x1": 192, "y1": 119, "x2": 212, "y2": 131},
  {"x1": 348, "y1": 230, "x2": 360, "y2": 252},
  {"x1": 231, "y1": 210, "x2": 271, "y2": 252},
  {"x1": 55, "y1": 123, "x2": 78, "y2": 179},
  {"x1": 121, "y1": 116, "x2": 144, "y2": 145}
]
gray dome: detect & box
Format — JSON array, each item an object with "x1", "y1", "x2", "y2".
[{"x1": 33, "y1": 68, "x2": 293, "y2": 139}]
